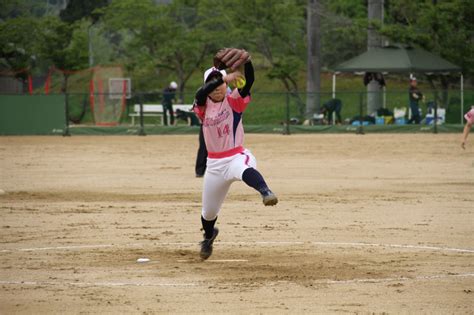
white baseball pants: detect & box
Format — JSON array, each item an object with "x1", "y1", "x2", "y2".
[{"x1": 201, "y1": 149, "x2": 257, "y2": 221}]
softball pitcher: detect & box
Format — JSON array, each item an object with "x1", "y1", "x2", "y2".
[{"x1": 193, "y1": 49, "x2": 278, "y2": 260}]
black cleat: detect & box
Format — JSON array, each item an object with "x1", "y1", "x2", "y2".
[
  {"x1": 262, "y1": 190, "x2": 278, "y2": 206},
  {"x1": 200, "y1": 228, "x2": 219, "y2": 260}
]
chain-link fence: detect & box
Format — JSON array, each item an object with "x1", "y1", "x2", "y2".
[
  {"x1": 1, "y1": 88, "x2": 472, "y2": 135},
  {"x1": 126, "y1": 89, "x2": 471, "y2": 123}
]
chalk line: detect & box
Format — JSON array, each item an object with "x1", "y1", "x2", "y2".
[
  {"x1": 310, "y1": 241, "x2": 474, "y2": 253},
  {"x1": 1, "y1": 273, "x2": 473, "y2": 288},
  {"x1": 0, "y1": 280, "x2": 197, "y2": 287},
  {"x1": 1, "y1": 241, "x2": 473, "y2": 254}
]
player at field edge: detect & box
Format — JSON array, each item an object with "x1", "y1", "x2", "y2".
[
  {"x1": 162, "y1": 81, "x2": 177, "y2": 126},
  {"x1": 193, "y1": 56, "x2": 278, "y2": 260},
  {"x1": 461, "y1": 106, "x2": 474, "y2": 149},
  {"x1": 408, "y1": 77, "x2": 424, "y2": 124}
]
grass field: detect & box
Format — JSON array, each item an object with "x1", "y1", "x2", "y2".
[{"x1": 0, "y1": 134, "x2": 473, "y2": 314}]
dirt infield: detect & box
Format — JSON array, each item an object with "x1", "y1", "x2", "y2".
[{"x1": 0, "y1": 134, "x2": 473, "y2": 314}]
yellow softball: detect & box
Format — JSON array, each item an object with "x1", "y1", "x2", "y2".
[{"x1": 235, "y1": 77, "x2": 246, "y2": 89}]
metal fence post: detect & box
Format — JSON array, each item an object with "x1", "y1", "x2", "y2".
[
  {"x1": 62, "y1": 92, "x2": 71, "y2": 137},
  {"x1": 356, "y1": 92, "x2": 364, "y2": 135},
  {"x1": 284, "y1": 92, "x2": 290, "y2": 135},
  {"x1": 138, "y1": 94, "x2": 146, "y2": 136}
]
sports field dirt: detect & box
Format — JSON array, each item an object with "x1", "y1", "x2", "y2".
[{"x1": 0, "y1": 134, "x2": 473, "y2": 314}]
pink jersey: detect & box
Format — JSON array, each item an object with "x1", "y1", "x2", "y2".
[
  {"x1": 194, "y1": 89, "x2": 250, "y2": 158},
  {"x1": 464, "y1": 108, "x2": 474, "y2": 124}
]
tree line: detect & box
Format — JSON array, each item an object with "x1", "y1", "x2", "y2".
[{"x1": 1, "y1": 0, "x2": 473, "y2": 98}]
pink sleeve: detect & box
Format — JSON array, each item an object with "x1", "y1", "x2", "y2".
[
  {"x1": 193, "y1": 105, "x2": 205, "y2": 120},
  {"x1": 226, "y1": 88, "x2": 251, "y2": 113},
  {"x1": 465, "y1": 109, "x2": 474, "y2": 124}
]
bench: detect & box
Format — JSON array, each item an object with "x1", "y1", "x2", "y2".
[{"x1": 129, "y1": 104, "x2": 193, "y2": 125}]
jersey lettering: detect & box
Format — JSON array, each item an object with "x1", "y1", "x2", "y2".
[
  {"x1": 199, "y1": 89, "x2": 250, "y2": 154},
  {"x1": 217, "y1": 124, "x2": 230, "y2": 138}
]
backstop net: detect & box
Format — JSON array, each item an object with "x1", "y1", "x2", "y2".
[
  {"x1": 90, "y1": 66, "x2": 130, "y2": 126},
  {"x1": 44, "y1": 66, "x2": 130, "y2": 126}
]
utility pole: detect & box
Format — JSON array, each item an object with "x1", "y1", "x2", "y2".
[
  {"x1": 367, "y1": 0, "x2": 384, "y2": 116},
  {"x1": 88, "y1": 24, "x2": 94, "y2": 67},
  {"x1": 306, "y1": 0, "x2": 321, "y2": 121}
]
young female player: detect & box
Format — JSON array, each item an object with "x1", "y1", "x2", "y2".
[{"x1": 193, "y1": 58, "x2": 278, "y2": 260}]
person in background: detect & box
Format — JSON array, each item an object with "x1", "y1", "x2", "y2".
[
  {"x1": 195, "y1": 125, "x2": 207, "y2": 177},
  {"x1": 320, "y1": 98, "x2": 343, "y2": 125},
  {"x1": 461, "y1": 106, "x2": 474, "y2": 149},
  {"x1": 175, "y1": 109, "x2": 200, "y2": 127},
  {"x1": 162, "y1": 81, "x2": 178, "y2": 126},
  {"x1": 408, "y1": 77, "x2": 423, "y2": 124}
]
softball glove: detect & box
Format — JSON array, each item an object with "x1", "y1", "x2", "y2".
[{"x1": 213, "y1": 48, "x2": 251, "y2": 70}]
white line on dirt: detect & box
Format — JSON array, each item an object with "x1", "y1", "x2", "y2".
[
  {"x1": 310, "y1": 241, "x2": 474, "y2": 253},
  {"x1": 0, "y1": 280, "x2": 197, "y2": 287},
  {"x1": 1, "y1": 273, "x2": 473, "y2": 288},
  {"x1": 1, "y1": 241, "x2": 473, "y2": 253},
  {"x1": 316, "y1": 273, "x2": 474, "y2": 285},
  {"x1": 19, "y1": 244, "x2": 114, "y2": 252}
]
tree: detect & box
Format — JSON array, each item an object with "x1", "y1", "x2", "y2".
[
  {"x1": 59, "y1": 0, "x2": 110, "y2": 68},
  {"x1": 381, "y1": 0, "x2": 474, "y2": 105},
  {"x1": 38, "y1": 17, "x2": 88, "y2": 71},
  {"x1": 0, "y1": 17, "x2": 41, "y2": 90},
  {"x1": 306, "y1": 0, "x2": 321, "y2": 119},
  {"x1": 197, "y1": 0, "x2": 307, "y2": 114},
  {"x1": 321, "y1": 0, "x2": 367, "y2": 69},
  {"x1": 37, "y1": 16, "x2": 89, "y2": 96},
  {"x1": 100, "y1": 0, "x2": 213, "y2": 98},
  {"x1": 0, "y1": 0, "x2": 49, "y2": 20},
  {"x1": 59, "y1": 0, "x2": 109, "y2": 23}
]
